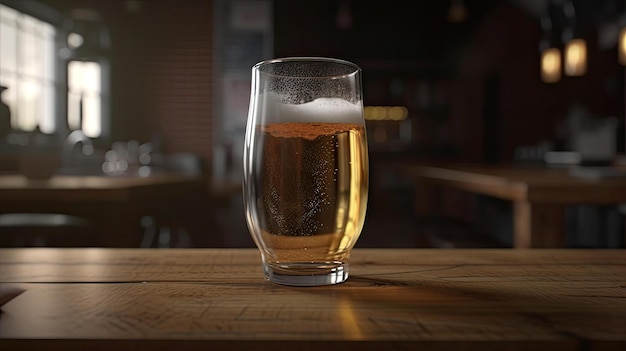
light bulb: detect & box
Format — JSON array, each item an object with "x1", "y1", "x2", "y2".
[
  {"x1": 541, "y1": 48, "x2": 561, "y2": 83},
  {"x1": 564, "y1": 39, "x2": 587, "y2": 76}
]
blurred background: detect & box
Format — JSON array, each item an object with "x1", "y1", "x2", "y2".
[{"x1": 0, "y1": 0, "x2": 624, "y2": 248}]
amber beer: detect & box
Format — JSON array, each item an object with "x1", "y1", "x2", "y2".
[
  {"x1": 244, "y1": 57, "x2": 367, "y2": 285},
  {"x1": 253, "y1": 122, "x2": 368, "y2": 265}
]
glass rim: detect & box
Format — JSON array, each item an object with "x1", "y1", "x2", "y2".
[{"x1": 252, "y1": 57, "x2": 361, "y2": 79}]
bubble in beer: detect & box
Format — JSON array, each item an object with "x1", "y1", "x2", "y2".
[{"x1": 259, "y1": 120, "x2": 366, "y2": 237}]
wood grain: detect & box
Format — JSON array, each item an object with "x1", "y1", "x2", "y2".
[{"x1": 0, "y1": 248, "x2": 625, "y2": 351}]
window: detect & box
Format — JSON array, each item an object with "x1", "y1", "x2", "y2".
[
  {"x1": 68, "y1": 60, "x2": 101, "y2": 138},
  {"x1": 1, "y1": 3, "x2": 108, "y2": 139},
  {"x1": 0, "y1": 4, "x2": 56, "y2": 133}
]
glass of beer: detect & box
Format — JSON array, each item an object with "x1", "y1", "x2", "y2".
[{"x1": 243, "y1": 57, "x2": 369, "y2": 286}]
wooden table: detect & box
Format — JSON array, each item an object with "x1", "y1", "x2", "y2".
[
  {"x1": 0, "y1": 248, "x2": 624, "y2": 351},
  {"x1": 400, "y1": 164, "x2": 626, "y2": 248},
  {"x1": 0, "y1": 173, "x2": 208, "y2": 247}
]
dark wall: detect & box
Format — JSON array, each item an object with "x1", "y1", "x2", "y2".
[
  {"x1": 274, "y1": 0, "x2": 625, "y2": 163},
  {"x1": 459, "y1": 4, "x2": 624, "y2": 162},
  {"x1": 107, "y1": 0, "x2": 213, "y2": 164}
]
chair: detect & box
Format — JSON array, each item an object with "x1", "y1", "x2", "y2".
[{"x1": 139, "y1": 153, "x2": 213, "y2": 248}]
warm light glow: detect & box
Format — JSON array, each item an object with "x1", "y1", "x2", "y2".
[
  {"x1": 564, "y1": 39, "x2": 587, "y2": 76},
  {"x1": 619, "y1": 27, "x2": 626, "y2": 65},
  {"x1": 447, "y1": 0, "x2": 468, "y2": 23},
  {"x1": 541, "y1": 48, "x2": 561, "y2": 83},
  {"x1": 337, "y1": 297, "x2": 364, "y2": 339},
  {"x1": 364, "y1": 106, "x2": 408, "y2": 121}
]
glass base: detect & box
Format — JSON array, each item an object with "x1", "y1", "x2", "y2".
[{"x1": 263, "y1": 261, "x2": 349, "y2": 286}]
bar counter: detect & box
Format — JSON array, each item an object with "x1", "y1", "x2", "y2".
[{"x1": 0, "y1": 248, "x2": 625, "y2": 350}]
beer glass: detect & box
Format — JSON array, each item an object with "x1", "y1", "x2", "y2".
[{"x1": 243, "y1": 57, "x2": 369, "y2": 286}]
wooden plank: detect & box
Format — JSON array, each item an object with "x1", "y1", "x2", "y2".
[
  {"x1": 0, "y1": 340, "x2": 579, "y2": 351},
  {"x1": 2, "y1": 248, "x2": 626, "y2": 272},
  {"x1": 0, "y1": 282, "x2": 586, "y2": 343},
  {"x1": 0, "y1": 249, "x2": 625, "y2": 351}
]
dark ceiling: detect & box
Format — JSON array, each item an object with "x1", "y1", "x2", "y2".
[
  {"x1": 33, "y1": 0, "x2": 626, "y2": 67},
  {"x1": 273, "y1": 0, "x2": 505, "y2": 63}
]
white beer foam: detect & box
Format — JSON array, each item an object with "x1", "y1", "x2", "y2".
[{"x1": 260, "y1": 93, "x2": 362, "y2": 124}]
